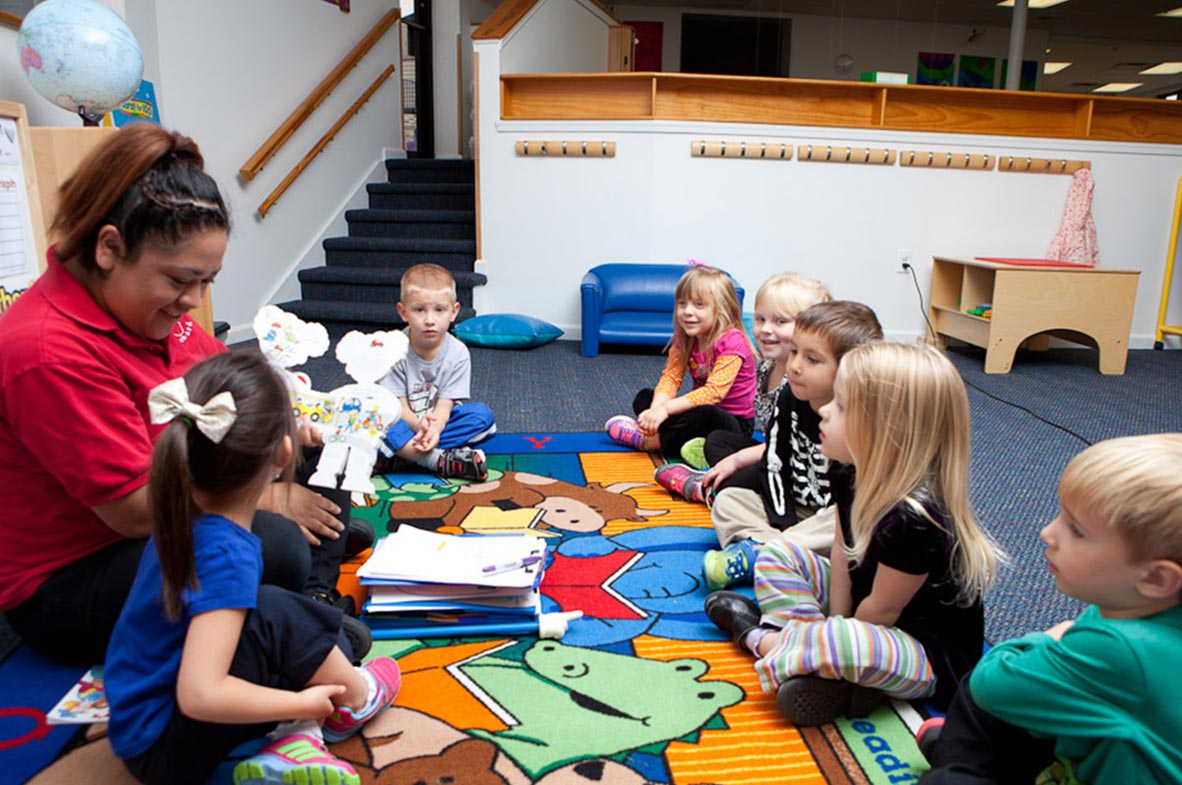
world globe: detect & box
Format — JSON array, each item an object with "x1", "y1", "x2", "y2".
[{"x1": 17, "y1": 0, "x2": 144, "y2": 125}]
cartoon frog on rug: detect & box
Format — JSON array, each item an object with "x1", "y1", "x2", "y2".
[{"x1": 462, "y1": 640, "x2": 743, "y2": 778}]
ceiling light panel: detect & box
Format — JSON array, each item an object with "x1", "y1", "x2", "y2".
[
  {"x1": 1140, "y1": 62, "x2": 1182, "y2": 75},
  {"x1": 1092, "y1": 82, "x2": 1143, "y2": 93}
]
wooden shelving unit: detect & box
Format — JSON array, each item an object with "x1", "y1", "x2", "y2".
[
  {"x1": 498, "y1": 73, "x2": 1182, "y2": 144},
  {"x1": 929, "y1": 256, "x2": 1140, "y2": 374}
]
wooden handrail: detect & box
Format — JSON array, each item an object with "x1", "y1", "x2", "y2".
[
  {"x1": 258, "y1": 64, "x2": 396, "y2": 217},
  {"x1": 472, "y1": 0, "x2": 618, "y2": 40},
  {"x1": 240, "y1": 7, "x2": 399, "y2": 181}
]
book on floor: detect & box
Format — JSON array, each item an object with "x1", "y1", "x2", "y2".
[{"x1": 46, "y1": 665, "x2": 108, "y2": 725}]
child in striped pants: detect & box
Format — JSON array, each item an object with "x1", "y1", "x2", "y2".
[{"x1": 706, "y1": 343, "x2": 1004, "y2": 726}]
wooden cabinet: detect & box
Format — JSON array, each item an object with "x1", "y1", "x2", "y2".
[
  {"x1": 928, "y1": 256, "x2": 1140, "y2": 374},
  {"x1": 607, "y1": 26, "x2": 635, "y2": 72}
]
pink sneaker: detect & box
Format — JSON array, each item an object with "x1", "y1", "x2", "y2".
[
  {"x1": 654, "y1": 463, "x2": 707, "y2": 503},
  {"x1": 605, "y1": 415, "x2": 648, "y2": 450},
  {"x1": 232, "y1": 733, "x2": 358, "y2": 785},
  {"x1": 323, "y1": 656, "x2": 401, "y2": 742}
]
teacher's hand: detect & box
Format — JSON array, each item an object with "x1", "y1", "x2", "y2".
[{"x1": 266, "y1": 483, "x2": 344, "y2": 546}]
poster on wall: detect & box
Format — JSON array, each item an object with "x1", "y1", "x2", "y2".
[
  {"x1": 958, "y1": 55, "x2": 996, "y2": 88},
  {"x1": 916, "y1": 52, "x2": 955, "y2": 86},
  {"x1": 1000, "y1": 59, "x2": 1039, "y2": 91},
  {"x1": 0, "y1": 104, "x2": 44, "y2": 317},
  {"x1": 101, "y1": 79, "x2": 161, "y2": 128}
]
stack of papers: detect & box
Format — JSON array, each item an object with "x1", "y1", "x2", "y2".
[{"x1": 357, "y1": 526, "x2": 547, "y2": 638}]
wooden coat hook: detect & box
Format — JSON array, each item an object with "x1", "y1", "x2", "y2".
[
  {"x1": 796, "y1": 144, "x2": 895, "y2": 165},
  {"x1": 690, "y1": 140, "x2": 793, "y2": 160},
  {"x1": 515, "y1": 140, "x2": 616, "y2": 157},
  {"x1": 899, "y1": 150, "x2": 995, "y2": 170},
  {"x1": 999, "y1": 156, "x2": 1090, "y2": 174}
]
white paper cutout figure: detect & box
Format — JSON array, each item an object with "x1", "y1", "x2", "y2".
[
  {"x1": 254, "y1": 307, "x2": 408, "y2": 495},
  {"x1": 306, "y1": 330, "x2": 407, "y2": 494}
]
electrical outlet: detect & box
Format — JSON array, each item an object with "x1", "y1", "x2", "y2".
[{"x1": 897, "y1": 248, "x2": 912, "y2": 273}]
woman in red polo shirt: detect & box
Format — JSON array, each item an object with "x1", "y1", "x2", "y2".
[{"x1": 0, "y1": 124, "x2": 364, "y2": 665}]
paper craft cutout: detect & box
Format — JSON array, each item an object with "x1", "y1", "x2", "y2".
[{"x1": 254, "y1": 306, "x2": 408, "y2": 495}]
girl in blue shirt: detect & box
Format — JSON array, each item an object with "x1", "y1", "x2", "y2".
[{"x1": 106, "y1": 352, "x2": 400, "y2": 785}]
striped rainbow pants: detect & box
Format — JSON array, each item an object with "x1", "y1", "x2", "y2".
[{"x1": 751, "y1": 537, "x2": 936, "y2": 699}]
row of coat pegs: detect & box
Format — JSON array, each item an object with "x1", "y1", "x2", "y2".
[
  {"x1": 514, "y1": 140, "x2": 616, "y2": 157},
  {"x1": 513, "y1": 138, "x2": 1091, "y2": 174},
  {"x1": 685, "y1": 139, "x2": 1089, "y2": 173}
]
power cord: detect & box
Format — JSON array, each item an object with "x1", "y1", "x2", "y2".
[
  {"x1": 901, "y1": 262, "x2": 938, "y2": 345},
  {"x1": 900, "y1": 262, "x2": 1093, "y2": 447}
]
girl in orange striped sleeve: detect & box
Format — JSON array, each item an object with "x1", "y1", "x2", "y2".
[{"x1": 605, "y1": 265, "x2": 756, "y2": 461}]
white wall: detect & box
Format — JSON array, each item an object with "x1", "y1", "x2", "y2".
[
  {"x1": 499, "y1": 0, "x2": 615, "y2": 75},
  {"x1": 612, "y1": 4, "x2": 1049, "y2": 86},
  {"x1": 475, "y1": 33, "x2": 1182, "y2": 348},
  {"x1": 2, "y1": 1, "x2": 403, "y2": 340}
]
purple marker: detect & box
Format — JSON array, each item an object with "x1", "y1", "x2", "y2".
[{"x1": 482, "y1": 555, "x2": 542, "y2": 574}]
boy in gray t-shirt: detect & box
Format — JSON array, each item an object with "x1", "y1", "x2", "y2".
[{"x1": 377, "y1": 264, "x2": 495, "y2": 480}]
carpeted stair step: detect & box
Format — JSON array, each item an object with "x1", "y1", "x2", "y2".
[
  {"x1": 367, "y1": 182, "x2": 474, "y2": 210},
  {"x1": 323, "y1": 237, "x2": 476, "y2": 269},
  {"x1": 298, "y1": 266, "x2": 487, "y2": 307},
  {"x1": 385, "y1": 159, "x2": 474, "y2": 185},
  {"x1": 346, "y1": 208, "x2": 475, "y2": 240},
  {"x1": 276, "y1": 298, "x2": 476, "y2": 333}
]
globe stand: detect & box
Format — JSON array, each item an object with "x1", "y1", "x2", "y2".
[{"x1": 78, "y1": 107, "x2": 101, "y2": 127}]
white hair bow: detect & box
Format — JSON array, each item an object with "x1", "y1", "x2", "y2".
[{"x1": 148, "y1": 377, "x2": 238, "y2": 444}]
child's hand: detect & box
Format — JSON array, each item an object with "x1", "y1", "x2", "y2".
[
  {"x1": 704, "y1": 454, "x2": 741, "y2": 488},
  {"x1": 296, "y1": 415, "x2": 324, "y2": 448},
  {"x1": 292, "y1": 683, "x2": 346, "y2": 720},
  {"x1": 411, "y1": 415, "x2": 438, "y2": 452},
  {"x1": 637, "y1": 406, "x2": 667, "y2": 435},
  {"x1": 1044, "y1": 619, "x2": 1076, "y2": 640}
]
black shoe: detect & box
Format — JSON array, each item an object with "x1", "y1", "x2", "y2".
[
  {"x1": 775, "y1": 675, "x2": 883, "y2": 727},
  {"x1": 704, "y1": 590, "x2": 762, "y2": 652},
  {"x1": 345, "y1": 519, "x2": 375, "y2": 556},
  {"x1": 916, "y1": 717, "x2": 945, "y2": 762},
  {"x1": 340, "y1": 614, "x2": 373, "y2": 663},
  {"x1": 308, "y1": 589, "x2": 372, "y2": 663}
]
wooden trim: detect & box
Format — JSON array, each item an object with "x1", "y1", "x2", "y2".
[
  {"x1": 473, "y1": 0, "x2": 537, "y2": 40},
  {"x1": 258, "y1": 65, "x2": 396, "y2": 217},
  {"x1": 473, "y1": 0, "x2": 620, "y2": 40},
  {"x1": 457, "y1": 33, "x2": 464, "y2": 156},
  {"x1": 239, "y1": 7, "x2": 399, "y2": 182},
  {"x1": 0, "y1": 11, "x2": 22, "y2": 29},
  {"x1": 474, "y1": 51, "x2": 482, "y2": 260},
  {"x1": 498, "y1": 73, "x2": 1182, "y2": 145}
]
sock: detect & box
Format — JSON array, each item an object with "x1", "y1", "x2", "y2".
[
  {"x1": 743, "y1": 627, "x2": 773, "y2": 656},
  {"x1": 353, "y1": 665, "x2": 381, "y2": 714},
  {"x1": 270, "y1": 719, "x2": 323, "y2": 741},
  {"x1": 412, "y1": 448, "x2": 444, "y2": 470}
]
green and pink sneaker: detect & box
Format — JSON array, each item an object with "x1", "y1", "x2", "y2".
[{"x1": 232, "y1": 734, "x2": 359, "y2": 785}]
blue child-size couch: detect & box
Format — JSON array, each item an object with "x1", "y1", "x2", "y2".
[{"x1": 580, "y1": 263, "x2": 745, "y2": 358}]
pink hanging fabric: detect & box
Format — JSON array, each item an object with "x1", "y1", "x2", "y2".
[{"x1": 1046, "y1": 168, "x2": 1099, "y2": 266}]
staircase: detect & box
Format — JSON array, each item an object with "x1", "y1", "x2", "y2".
[{"x1": 277, "y1": 159, "x2": 483, "y2": 337}]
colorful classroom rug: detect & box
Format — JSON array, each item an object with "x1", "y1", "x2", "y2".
[{"x1": 3, "y1": 432, "x2": 932, "y2": 784}]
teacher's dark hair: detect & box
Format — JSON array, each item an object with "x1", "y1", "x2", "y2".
[{"x1": 51, "y1": 123, "x2": 230, "y2": 272}]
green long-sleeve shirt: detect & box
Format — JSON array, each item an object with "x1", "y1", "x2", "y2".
[{"x1": 970, "y1": 604, "x2": 1182, "y2": 785}]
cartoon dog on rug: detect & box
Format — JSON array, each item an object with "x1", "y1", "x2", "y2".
[{"x1": 383, "y1": 472, "x2": 666, "y2": 535}]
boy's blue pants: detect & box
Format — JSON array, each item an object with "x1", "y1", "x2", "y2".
[{"x1": 380, "y1": 402, "x2": 496, "y2": 455}]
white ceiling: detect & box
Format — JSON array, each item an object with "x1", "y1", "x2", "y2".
[{"x1": 621, "y1": 0, "x2": 1182, "y2": 96}]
